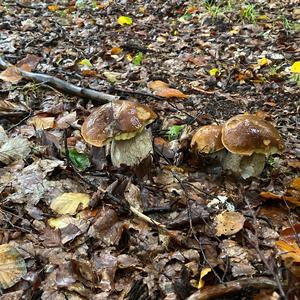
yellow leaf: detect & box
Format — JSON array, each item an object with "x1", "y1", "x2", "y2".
[
  {"x1": 126, "y1": 53, "x2": 133, "y2": 61},
  {"x1": 50, "y1": 193, "x2": 90, "y2": 215},
  {"x1": 117, "y1": 16, "x2": 133, "y2": 26},
  {"x1": 209, "y1": 68, "x2": 219, "y2": 76},
  {"x1": 290, "y1": 177, "x2": 300, "y2": 191},
  {"x1": 48, "y1": 5, "x2": 59, "y2": 11},
  {"x1": 291, "y1": 62, "x2": 300, "y2": 73},
  {"x1": 48, "y1": 215, "x2": 76, "y2": 229},
  {"x1": 258, "y1": 57, "x2": 271, "y2": 66},
  {"x1": 198, "y1": 268, "x2": 211, "y2": 289}
]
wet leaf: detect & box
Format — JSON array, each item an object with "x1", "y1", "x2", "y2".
[
  {"x1": 50, "y1": 193, "x2": 90, "y2": 215},
  {"x1": 0, "y1": 244, "x2": 27, "y2": 289},
  {"x1": 117, "y1": 16, "x2": 133, "y2": 26},
  {"x1": 68, "y1": 148, "x2": 90, "y2": 170}
]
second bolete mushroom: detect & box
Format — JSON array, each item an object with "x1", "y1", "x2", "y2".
[
  {"x1": 221, "y1": 114, "x2": 285, "y2": 178},
  {"x1": 81, "y1": 100, "x2": 157, "y2": 167}
]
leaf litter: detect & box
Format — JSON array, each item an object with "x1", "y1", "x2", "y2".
[{"x1": 0, "y1": 0, "x2": 299, "y2": 299}]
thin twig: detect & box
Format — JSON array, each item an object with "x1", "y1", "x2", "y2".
[{"x1": 0, "y1": 56, "x2": 118, "y2": 104}]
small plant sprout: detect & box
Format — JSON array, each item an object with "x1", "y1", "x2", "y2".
[
  {"x1": 241, "y1": 3, "x2": 257, "y2": 23},
  {"x1": 167, "y1": 125, "x2": 185, "y2": 141}
]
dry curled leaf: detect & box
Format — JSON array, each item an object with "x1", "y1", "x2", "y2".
[{"x1": 214, "y1": 211, "x2": 245, "y2": 236}]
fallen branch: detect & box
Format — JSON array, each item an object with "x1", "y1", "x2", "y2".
[
  {"x1": 187, "y1": 277, "x2": 278, "y2": 300},
  {"x1": 0, "y1": 56, "x2": 119, "y2": 104}
]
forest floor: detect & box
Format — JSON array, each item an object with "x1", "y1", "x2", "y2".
[{"x1": 0, "y1": 0, "x2": 299, "y2": 299}]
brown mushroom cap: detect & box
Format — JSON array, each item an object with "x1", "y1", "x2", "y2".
[
  {"x1": 191, "y1": 124, "x2": 224, "y2": 154},
  {"x1": 221, "y1": 114, "x2": 285, "y2": 156},
  {"x1": 81, "y1": 100, "x2": 157, "y2": 147}
]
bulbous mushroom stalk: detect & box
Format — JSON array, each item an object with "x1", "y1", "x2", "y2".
[
  {"x1": 111, "y1": 129, "x2": 153, "y2": 167},
  {"x1": 221, "y1": 114, "x2": 285, "y2": 179},
  {"x1": 81, "y1": 100, "x2": 157, "y2": 167}
]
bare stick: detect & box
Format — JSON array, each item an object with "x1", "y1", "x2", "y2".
[{"x1": 0, "y1": 56, "x2": 119, "y2": 104}]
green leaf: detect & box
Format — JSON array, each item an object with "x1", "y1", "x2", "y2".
[
  {"x1": 68, "y1": 148, "x2": 90, "y2": 170},
  {"x1": 132, "y1": 52, "x2": 143, "y2": 65},
  {"x1": 118, "y1": 16, "x2": 133, "y2": 26},
  {"x1": 167, "y1": 125, "x2": 184, "y2": 141}
]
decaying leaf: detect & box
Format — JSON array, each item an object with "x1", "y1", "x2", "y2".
[
  {"x1": 276, "y1": 224, "x2": 300, "y2": 277},
  {"x1": 0, "y1": 66, "x2": 22, "y2": 83},
  {"x1": 0, "y1": 244, "x2": 27, "y2": 289},
  {"x1": 50, "y1": 193, "x2": 90, "y2": 215},
  {"x1": 30, "y1": 115, "x2": 55, "y2": 130},
  {"x1": 16, "y1": 54, "x2": 41, "y2": 72},
  {"x1": 0, "y1": 136, "x2": 31, "y2": 165},
  {"x1": 214, "y1": 211, "x2": 245, "y2": 236},
  {"x1": 148, "y1": 80, "x2": 169, "y2": 91}
]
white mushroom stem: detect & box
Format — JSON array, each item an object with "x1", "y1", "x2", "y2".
[
  {"x1": 110, "y1": 129, "x2": 153, "y2": 167},
  {"x1": 221, "y1": 152, "x2": 266, "y2": 179}
]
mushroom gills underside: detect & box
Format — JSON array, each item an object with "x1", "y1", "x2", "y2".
[
  {"x1": 221, "y1": 152, "x2": 266, "y2": 179},
  {"x1": 110, "y1": 129, "x2": 153, "y2": 167}
]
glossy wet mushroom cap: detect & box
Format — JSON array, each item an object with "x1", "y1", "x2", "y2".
[
  {"x1": 81, "y1": 100, "x2": 157, "y2": 147},
  {"x1": 221, "y1": 114, "x2": 285, "y2": 156},
  {"x1": 191, "y1": 124, "x2": 224, "y2": 154}
]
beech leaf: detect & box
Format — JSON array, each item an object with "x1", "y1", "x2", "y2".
[{"x1": 50, "y1": 193, "x2": 90, "y2": 215}]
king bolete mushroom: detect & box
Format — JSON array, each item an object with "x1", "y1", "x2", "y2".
[
  {"x1": 221, "y1": 114, "x2": 285, "y2": 178},
  {"x1": 191, "y1": 124, "x2": 224, "y2": 154},
  {"x1": 81, "y1": 100, "x2": 157, "y2": 167}
]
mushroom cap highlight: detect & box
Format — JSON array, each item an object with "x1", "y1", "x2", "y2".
[
  {"x1": 81, "y1": 100, "x2": 157, "y2": 147},
  {"x1": 191, "y1": 124, "x2": 224, "y2": 154},
  {"x1": 221, "y1": 114, "x2": 285, "y2": 156}
]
